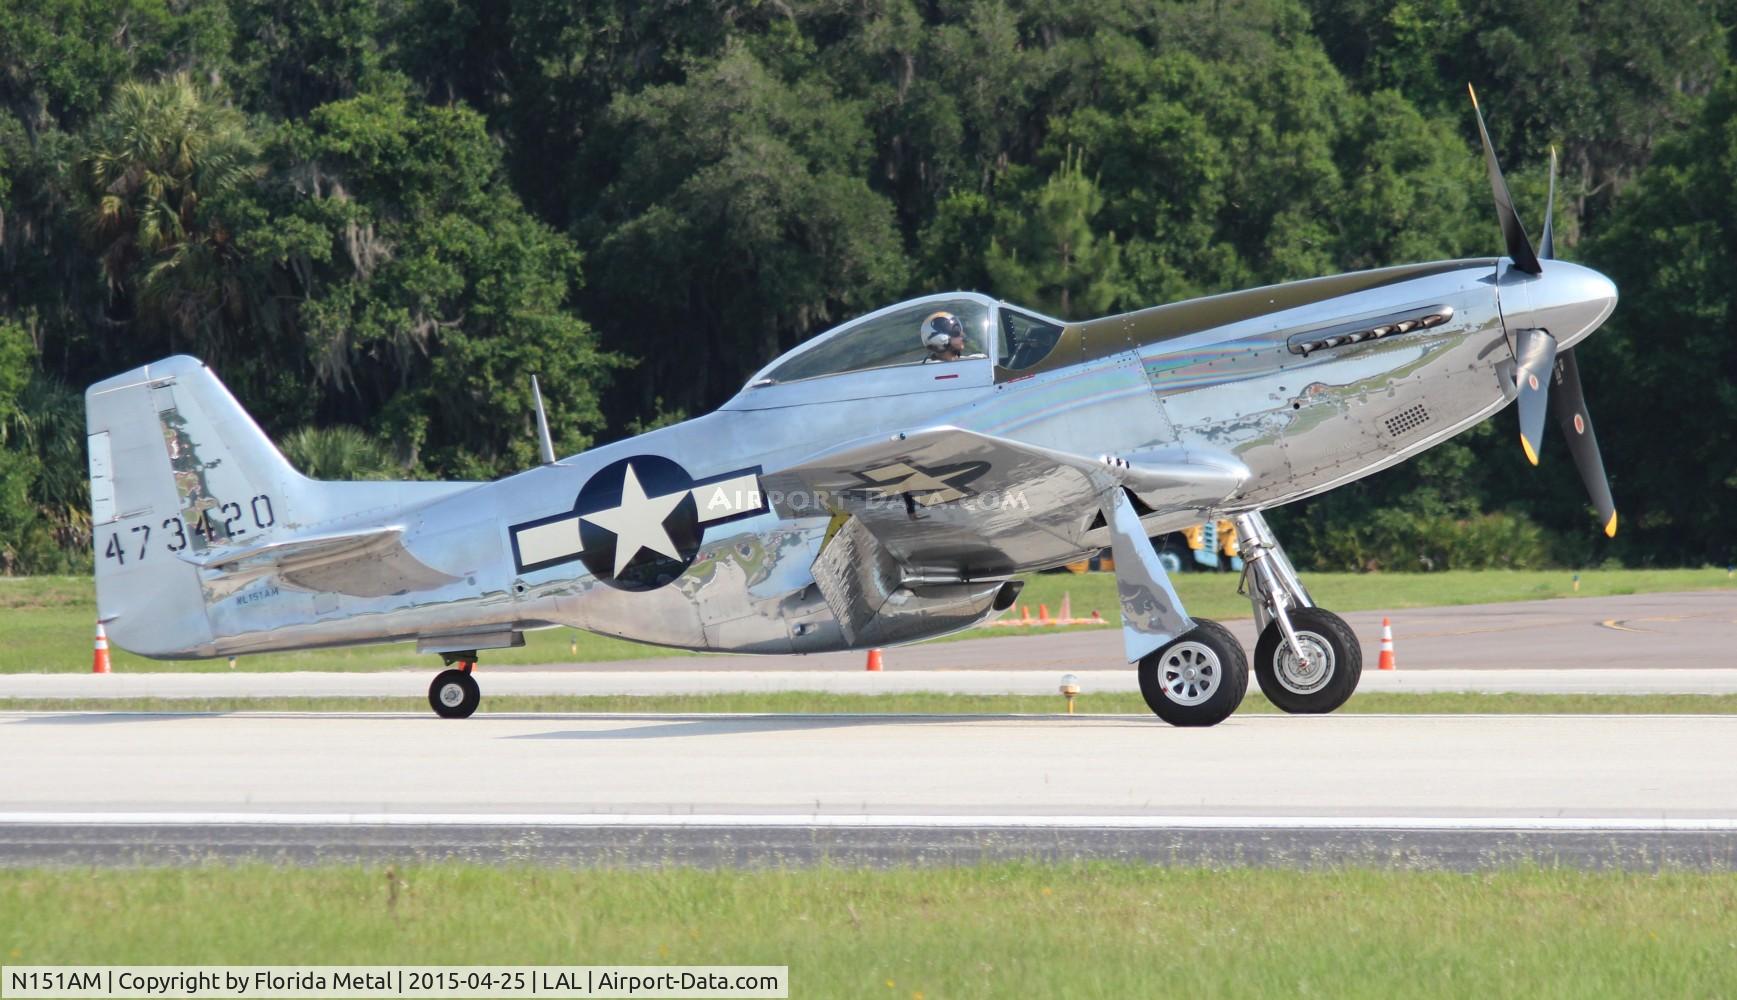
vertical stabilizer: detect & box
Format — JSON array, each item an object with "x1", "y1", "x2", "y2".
[{"x1": 84, "y1": 356, "x2": 308, "y2": 656}]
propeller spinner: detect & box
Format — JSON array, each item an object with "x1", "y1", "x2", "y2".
[{"x1": 1470, "y1": 87, "x2": 1620, "y2": 537}]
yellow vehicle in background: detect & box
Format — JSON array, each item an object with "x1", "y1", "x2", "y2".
[{"x1": 1064, "y1": 520, "x2": 1243, "y2": 575}]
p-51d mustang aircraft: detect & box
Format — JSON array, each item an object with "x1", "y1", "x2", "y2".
[{"x1": 85, "y1": 92, "x2": 1617, "y2": 725}]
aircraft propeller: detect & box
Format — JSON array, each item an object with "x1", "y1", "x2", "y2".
[{"x1": 1470, "y1": 87, "x2": 1618, "y2": 537}]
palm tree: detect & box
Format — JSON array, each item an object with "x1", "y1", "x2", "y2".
[
  {"x1": 5, "y1": 374, "x2": 91, "y2": 558},
  {"x1": 280, "y1": 426, "x2": 399, "y2": 481},
  {"x1": 77, "y1": 73, "x2": 262, "y2": 351}
]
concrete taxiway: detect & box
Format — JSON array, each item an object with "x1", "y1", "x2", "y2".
[
  {"x1": 8, "y1": 667, "x2": 1737, "y2": 699},
  {"x1": 5, "y1": 590, "x2": 1735, "y2": 699},
  {"x1": 5, "y1": 591, "x2": 1734, "y2": 869},
  {"x1": 6, "y1": 711, "x2": 1737, "y2": 869},
  {"x1": 511, "y1": 589, "x2": 1734, "y2": 674}
]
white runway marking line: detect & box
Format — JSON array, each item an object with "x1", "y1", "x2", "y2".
[{"x1": 4, "y1": 812, "x2": 1736, "y2": 832}]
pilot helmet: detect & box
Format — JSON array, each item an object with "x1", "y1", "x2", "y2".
[{"x1": 922, "y1": 311, "x2": 966, "y2": 351}]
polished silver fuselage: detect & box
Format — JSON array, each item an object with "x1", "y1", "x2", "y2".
[{"x1": 180, "y1": 256, "x2": 1614, "y2": 658}]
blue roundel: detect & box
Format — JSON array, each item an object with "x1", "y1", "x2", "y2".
[
  {"x1": 507, "y1": 455, "x2": 768, "y2": 591},
  {"x1": 576, "y1": 456, "x2": 702, "y2": 591}
]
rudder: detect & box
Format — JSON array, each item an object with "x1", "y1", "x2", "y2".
[{"x1": 85, "y1": 356, "x2": 308, "y2": 657}]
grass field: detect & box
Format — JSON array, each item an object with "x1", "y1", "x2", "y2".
[
  {"x1": 4, "y1": 568, "x2": 1733, "y2": 673},
  {"x1": 6, "y1": 691, "x2": 1737, "y2": 715},
  {"x1": 4, "y1": 864, "x2": 1734, "y2": 996}
]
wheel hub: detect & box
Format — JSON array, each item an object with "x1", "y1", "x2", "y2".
[
  {"x1": 1275, "y1": 632, "x2": 1334, "y2": 695},
  {"x1": 439, "y1": 683, "x2": 465, "y2": 707},
  {"x1": 1159, "y1": 641, "x2": 1221, "y2": 706}
]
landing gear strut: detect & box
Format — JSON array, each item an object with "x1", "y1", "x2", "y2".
[
  {"x1": 428, "y1": 651, "x2": 481, "y2": 719},
  {"x1": 1099, "y1": 486, "x2": 1250, "y2": 726},
  {"x1": 1235, "y1": 512, "x2": 1360, "y2": 714}
]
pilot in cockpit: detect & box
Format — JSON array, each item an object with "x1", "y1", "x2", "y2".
[{"x1": 922, "y1": 311, "x2": 967, "y2": 362}]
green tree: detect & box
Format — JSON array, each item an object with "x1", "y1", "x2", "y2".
[
  {"x1": 280, "y1": 425, "x2": 398, "y2": 480},
  {"x1": 0, "y1": 1, "x2": 234, "y2": 382},
  {"x1": 1043, "y1": 44, "x2": 1342, "y2": 300},
  {"x1": 0, "y1": 322, "x2": 37, "y2": 565},
  {"x1": 1581, "y1": 69, "x2": 1737, "y2": 563},
  {"x1": 1, "y1": 0, "x2": 1734, "y2": 572},
  {"x1": 4, "y1": 372, "x2": 90, "y2": 571},
  {"x1": 583, "y1": 41, "x2": 908, "y2": 414},
  {"x1": 229, "y1": 0, "x2": 389, "y2": 117},
  {"x1": 984, "y1": 150, "x2": 1126, "y2": 318},
  {"x1": 915, "y1": 190, "x2": 999, "y2": 293},
  {"x1": 268, "y1": 85, "x2": 619, "y2": 476},
  {"x1": 1308, "y1": 0, "x2": 1728, "y2": 226},
  {"x1": 75, "y1": 73, "x2": 264, "y2": 356},
  {"x1": 0, "y1": 0, "x2": 231, "y2": 128}
]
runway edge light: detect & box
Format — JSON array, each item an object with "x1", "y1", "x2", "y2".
[{"x1": 1060, "y1": 673, "x2": 1081, "y2": 714}]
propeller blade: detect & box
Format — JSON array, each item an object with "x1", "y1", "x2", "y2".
[
  {"x1": 1513, "y1": 328, "x2": 1558, "y2": 466},
  {"x1": 1468, "y1": 84, "x2": 1543, "y2": 275},
  {"x1": 1539, "y1": 146, "x2": 1557, "y2": 261},
  {"x1": 1550, "y1": 348, "x2": 1618, "y2": 537}
]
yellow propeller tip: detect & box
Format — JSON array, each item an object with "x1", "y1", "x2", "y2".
[
  {"x1": 1468, "y1": 83, "x2": 1479, "y2": 108},
  {"x1": 1604, "y1": 512, "x2": 1618, "y2": 538},
  {"x1": 1520, "y1": 436, "x2": 1539, "y2": 466}
]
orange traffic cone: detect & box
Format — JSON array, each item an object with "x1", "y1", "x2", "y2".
[
  {"x1": 1038, "y1": 603, "x2": 1051, "y2": 624},
  {"x1": 865, "y1": 648, "x2": 883, "y2": 672},
  {"x1": 1060, "y1": 593, "x2": 1072, "y2": 623},
  {"x1": 1021, "y1": 605, "x2": 1032, "y2": 623},
  {"x1": 92, "y1": 623, "x2": 112, "y2": 674},
  {"x1": 1378, "y1": 617, "x2": 1396, "y2": 671}
]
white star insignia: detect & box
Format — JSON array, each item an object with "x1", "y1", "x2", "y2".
[{"x1": 581, "y1": 463, "x2": 686, "y2": 577}]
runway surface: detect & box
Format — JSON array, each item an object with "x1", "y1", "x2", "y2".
[
  {"x1": 13, "y1": 590, "x2": 1737, "y2": 697},
  {"x1": 6, "y1": 590, "x2": 1736, "y2": 699},
  {"x1": 9, "y1": 667, "x2": 1737, "y2": 698},
  {"x1": 7, "y1": 711, "x2": 1737, "y2": 869},
  {"x1": 495, "y1": 588, "x2": 1735, "y2": 674},
  {"x1": 7, "y1": 591, "x2": 1735, "y2": 869}
]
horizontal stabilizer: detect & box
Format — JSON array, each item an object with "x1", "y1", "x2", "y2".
[
  {"x1": 179, "y1": 526, "x2": 402, "y2": 571},
  {"x1": 183, "y1": 525, "x2": 461, "y2": 599}
]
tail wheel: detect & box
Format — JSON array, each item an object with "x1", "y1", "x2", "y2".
[
  {"x1": 429, "y1": 668, "x2": 481, "y2": 719},
  {"x1": 1138, "y1": 619, "x2": 1249, "y2": 727},
  {"x1": 1253, "y1": 607, "x2": 1360, "y2": 714}
]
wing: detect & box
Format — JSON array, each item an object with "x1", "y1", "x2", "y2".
[
  {"x1": 179, "y1": 526, "x2": 462, "y2": 599},
  {"x1": 760, "y1": 425, "x2": 1243, "y2": 645},
  {"x1": 761, "y1": 425, "x2": 1248, "y2": 576}
]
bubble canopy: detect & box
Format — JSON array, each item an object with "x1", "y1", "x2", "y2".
[{"x1": 747, "y1": 293, "x2": 1067, "y2": 386}]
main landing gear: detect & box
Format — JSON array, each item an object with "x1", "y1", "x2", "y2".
[
  {"x1": 1234, "y1": 512, "x2": 1361, "y2": 715},
  {"x1": 1104, "y1": 488, "x2": 1359, "y2": 726},
  {"x1": 1138, "y1": 619, "x2": 1249, "y2": 727},
  {"x1": 428, "y1": 651, "x2": 481, "y2": 719}
]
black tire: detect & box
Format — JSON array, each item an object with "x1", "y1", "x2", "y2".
[
  {"x1": 1252, "y1": 607, "x2": 1360, "y2": 714},
  {"x1": 428, "y1": 668, "x2": 480, "y2": 719},
  {"x1": 1138, "y1": 618, "x2": 1249, "y2": 727}
]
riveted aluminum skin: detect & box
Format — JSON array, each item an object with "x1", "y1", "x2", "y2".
[{"x1": 85, "y1": 253, "x2": 1616, "y2": 660}]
